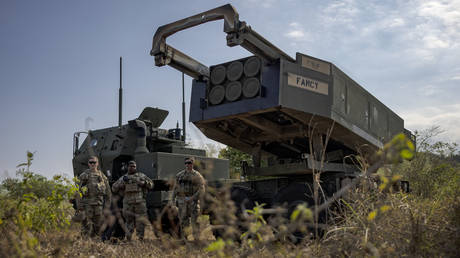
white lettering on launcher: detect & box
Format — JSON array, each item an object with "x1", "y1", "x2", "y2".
[{"x1": 287, "y1": 73, "x2": 328, "y2": 95}]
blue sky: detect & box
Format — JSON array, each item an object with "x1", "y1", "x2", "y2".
[{"x1": 1, "y1": 0, "x2": 459, "y2": 178}]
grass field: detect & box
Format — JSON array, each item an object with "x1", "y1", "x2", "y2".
[{"x1": 1, "y1": 132, "x2": 459, "y2": 257}]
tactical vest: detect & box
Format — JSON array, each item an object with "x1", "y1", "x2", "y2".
[
  {"x1": 123, "y1": 173, "x2": 146, "y2": 204},
  {"x1": 81, "y1": 170, "x2": 107, "y2": 205},
  {"x1": 177, "y1": 170, "x2": 202, "y2": 197}
]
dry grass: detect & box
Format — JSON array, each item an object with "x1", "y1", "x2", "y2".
[
  {"x1": 3, "y1": 186, "x2": 457, "y2": 258},
  {"x1": 2, "y1": 137, "x2": 459, "y2": 257}
]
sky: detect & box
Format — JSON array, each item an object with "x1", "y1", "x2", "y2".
[{"x1": 1, "y1": 0, "x2": 459, "y2": 179}]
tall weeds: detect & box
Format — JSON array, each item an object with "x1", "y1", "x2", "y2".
[{"x1": 0, "y1": 129, "x2": 458, "y2": 257}]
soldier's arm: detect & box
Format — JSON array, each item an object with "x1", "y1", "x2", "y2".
[
  {"x1": 78, "y1": 172, "x2": 88, "y2": 188},
  {"x1": 112, "y1": 177, "x2": 123, "y2": 193},
  {"x1": 191, "y1": 173, "x2": 205, "y2": 202},
  {"x1": 171, "y1": 175, "x2": 179, "y2": 203},
  {"x1": 141, "y1": 174, "x2": 154, "y2": 190},
  {"x1": 102, "y1": 174, "x2": 112, "y2": 207},
  {"x1": 77, "y1": 172, "x2": 89, "y2": 195}
]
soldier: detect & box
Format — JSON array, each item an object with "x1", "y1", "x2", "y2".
[
  {"x1": 78, "y1": 156, "x2": 111, "y2": 237},
  {"x1": 172, "y1": 157, "x2": 206, "y2": 239},
  {"x1": 112, "y1": 160, "x2": 153, "y2": 240}
]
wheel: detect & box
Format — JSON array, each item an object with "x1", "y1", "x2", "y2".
[
  {"x1": 211, "y1": 185, "x2": 260, "y2": 240},
  {"x1": 273, "y1": 183, "x2": 315, "y2": 207},
  {"x1": 272, "y1": 183, "x2": 326, "y2": 242},
  {"x1": 230, "y1": 185, "x2": 260, "y2": 215}
]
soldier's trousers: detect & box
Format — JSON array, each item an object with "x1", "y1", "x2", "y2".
[
  {"x1": 82, "y1": 205, "x2": 103, "y2": 237},
  {"x1": 177, "y1": 198, "x2": 200, "y2": 238},
  {"x1": 123, "y1": 202, "x2": 148, "y2": 240}
]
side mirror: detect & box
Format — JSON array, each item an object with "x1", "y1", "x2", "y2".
[{"x1": 73, "y1": 131, "x2": 88, "y2": 157}]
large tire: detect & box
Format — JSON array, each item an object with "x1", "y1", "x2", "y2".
[
  {"x1": 230, "y1": 185, "x2": 260, "y2": 215},
  {"x1": 272, "y1": 183, "x2": 325, "y2": 242},
  {"x1": 273, "y1": 183, "x2": 315, "y2": 208},
  {"x1": 211, "y1": 185, "x2": 260, "y2": 240}
]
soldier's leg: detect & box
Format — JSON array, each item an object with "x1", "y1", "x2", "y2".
[
  {"x1": 134, "y1": 202, "x2": 148, "y2": 240},
  {"x1": 83, "y1": 205, "x2": 95, "y2": 237},
  {"x1": 123, "y1": 205, "x2": 135, "y2": 240},
  {"x1": 177, "y1": 198, "x2": 189, "y2": 238},
  {"x1": 190, "y1": 201, "x2": 201, "y2": 240},
  {"x1": 92, "y1": 205, "x2": 104, "y2": 236},
  {"x1": 89, "y1": 206, "x2": 100, "y2": 237},
  {"x1": 81, "y1": 205, "x2": 90, "y2": 237}
]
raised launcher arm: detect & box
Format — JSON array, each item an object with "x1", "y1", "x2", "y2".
[
  {"x1": 150, "y1": 4, "x2": 294, "y2": 80},
  {"x1": 151, "y1": 4, "x2": 414, "y2": 177}
]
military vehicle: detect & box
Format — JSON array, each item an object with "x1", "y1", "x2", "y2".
[
  {"x1": 72, "y1": 107, "x2": 229, "y2": 222},
  {"x1": 150, "y1": 4, "x2": 414, "y2": 218}
]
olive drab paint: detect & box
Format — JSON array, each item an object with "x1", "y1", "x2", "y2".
[{"x1": 72, "y1": 107, "x2": 229, "y2": 223}]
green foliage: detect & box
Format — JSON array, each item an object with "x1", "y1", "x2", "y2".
[
  {"x1": 395, "y1": 127, "x2": 460, "y2": 199},
  {"x1": 379, "y1": 133, "x2": 415, "y2": 163},
  {"x1": 240, "y1": 203, "x2": 274, "y2": 246},
  {"x1": 205, "y1": 238, "x2": 234, "y2": 257},
  {"x1": 218, "y1": 146, "x2": 253, "y2": 179},
  {"x1": 0, "y1": 127, "x2": 458, "y2": 257},
  {"x1": 0, "y1": 152, "x2": 78, "y2": 256},
  {"x1": 16, "y1": 150, "x2": 35, "y2": 172},
  {"x1": 290, "y1": 203, "x2": 313, "y2": 222}
]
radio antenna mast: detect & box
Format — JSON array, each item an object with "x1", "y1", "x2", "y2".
[
  {"x1": 182, "y1": 72, "x2": 186, "y2": 142},
  {"x1": 119, "y1": 57, "x2": 123, "y2": 128}
]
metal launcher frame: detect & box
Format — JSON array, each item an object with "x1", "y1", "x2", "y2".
[{"x1": 150, "y1": 4, "x2": 412, "y2": 177}]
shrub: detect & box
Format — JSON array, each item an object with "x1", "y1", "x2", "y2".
[{"x1": 0, "y1": 152, "x2": 78, "y2": 256}]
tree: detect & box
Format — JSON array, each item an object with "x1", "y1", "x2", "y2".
[
  {"x1": 218, "y1": 146, "x2": 253, "y2": 179},
  {"x1": 397, "y1": 126, "x2": 460, "y2": 198}
]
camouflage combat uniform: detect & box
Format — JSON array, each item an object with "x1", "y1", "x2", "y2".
[
  {"x1": 112, "y1": 172, "x2": 153, "y2": 240},
  {"x1": 78, "y1": 169, "x2": 111, "y2": 237},
  {"x1": 172, "y1": 169, "x2": 205, "y2": 238}
]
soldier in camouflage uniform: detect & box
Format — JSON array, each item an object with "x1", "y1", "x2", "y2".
[
  {"x1": 112, "y1": 160, "x2": 153, "y2": 240},
  {"x1": 172, "y1": 157, "x2": 206, "y2": 239},
  {"x1": 78, "y1": 156, "x2": 111, "y2": 237}
]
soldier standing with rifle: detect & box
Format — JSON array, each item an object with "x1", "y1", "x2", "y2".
[
  {"x1": 112, "y1": 160, "x2": 153, "y2": 240},
  {"x1": 78, "y1": 156, "x2": 111, "y2": 237},
  {"x1": 172, "y1": 157, "x2": 206, "y2": 240}
]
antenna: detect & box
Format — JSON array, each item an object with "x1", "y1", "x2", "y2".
[
  {"x1": 182, "y1": 72, "x2": 186, "y2": 142},
  {"x1": 119, "y1": 57, "x2": 123, "y2": 128}
]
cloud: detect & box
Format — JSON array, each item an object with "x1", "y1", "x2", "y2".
[
  {"x1": 418, "y1": 1, "x2": 460, "y2": 27},
  {"x1": 285, "y1": 30, "x2": 304, "y2": 39},
  {"x1": 401, "y1": 103, "x2": 460, "y2": 144},
  {"x1": 422, "y1": 35, "x2": 450, "y2": 49},
  {"x1": 284, "y1": 22, "x2": 308, "y2": 41},
  {"x1": 408, "y1": 0, "x2": 460, "y2": 54},
  {"x1": 323, "y1": 0, "x2": 359, "y2": 24},
  {"x1": 386, "y1": 18, "x2": 405, "y2": 28},
  {"x1": 243, "y1": 0, "x2": 279, "y2": 9},
  {"x1": 417, "y1": 84, "x2": 442, "y2": 97}
]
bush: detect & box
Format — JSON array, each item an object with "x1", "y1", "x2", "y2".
[
  {"x1": 396, "y1": 127, "x2": 460, "y2": 199},
  {"x1": 0, "y1": 152, "x2": 78, "y2": 256}
]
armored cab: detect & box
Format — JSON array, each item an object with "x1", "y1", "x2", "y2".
[
  {"x1": 72, "y1": 107, "x2": 229, "y2": 217},
  {"x1": 151, "y1": 4, "x2": 413, "y2": 217}
]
